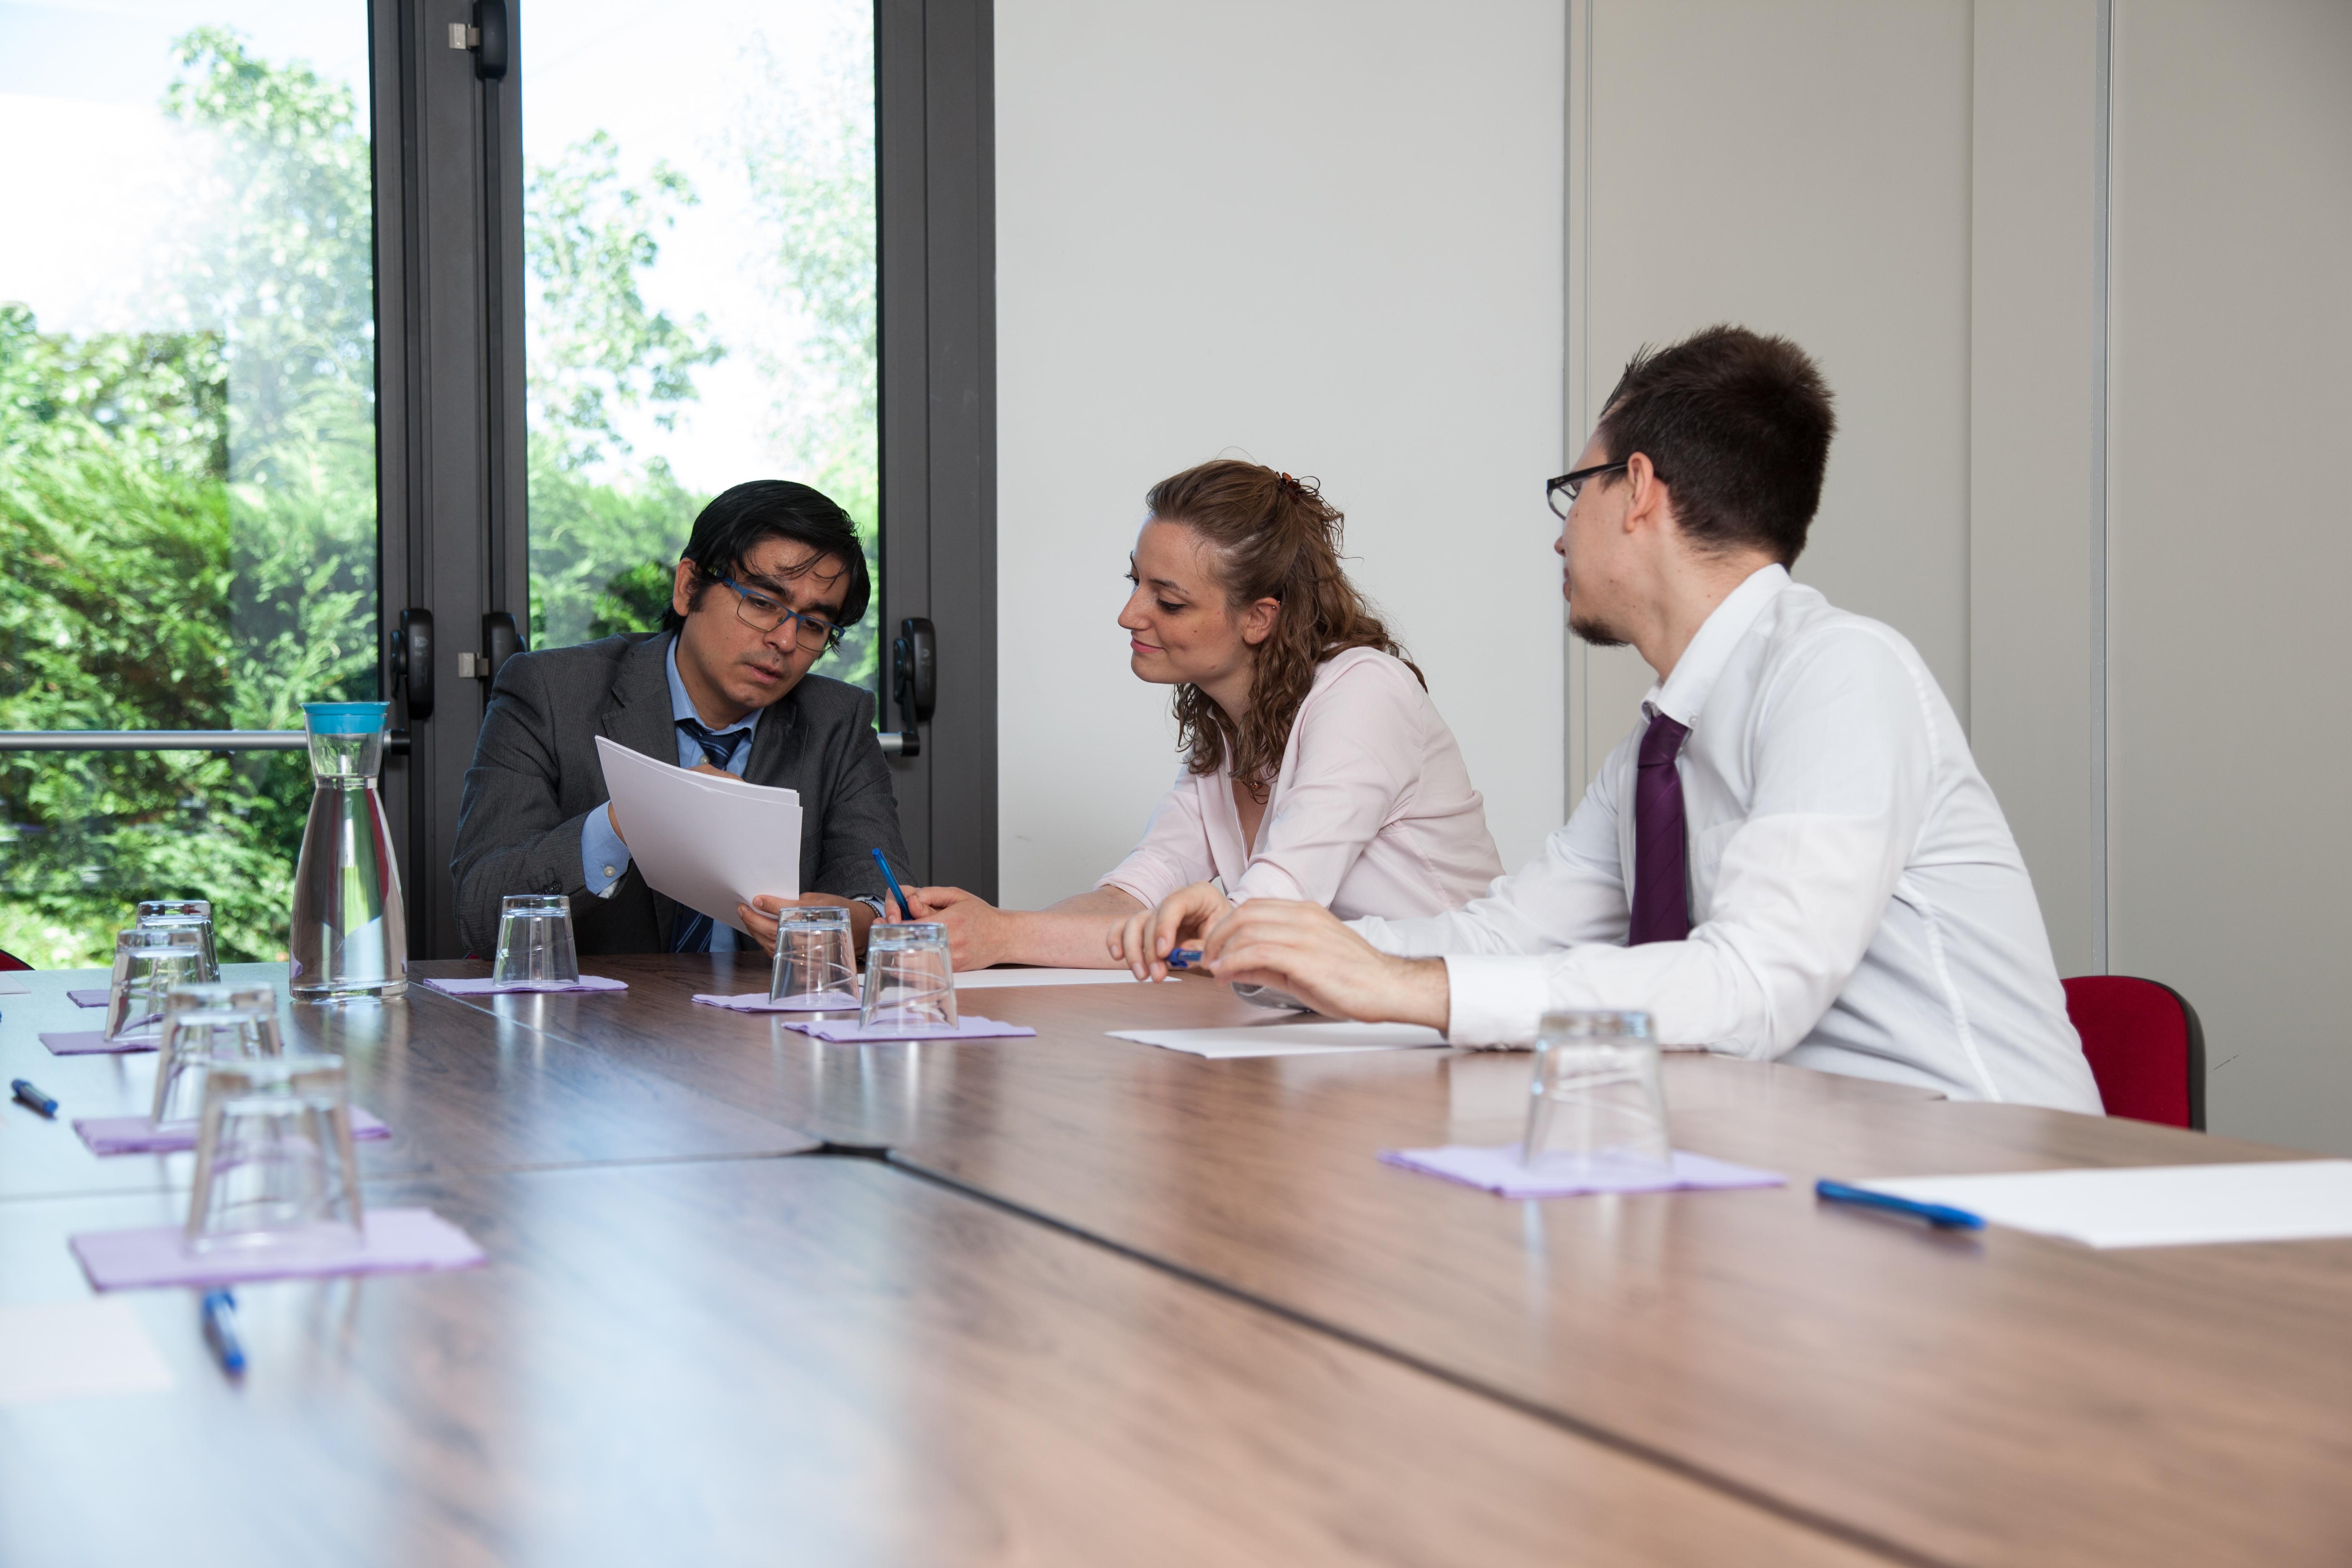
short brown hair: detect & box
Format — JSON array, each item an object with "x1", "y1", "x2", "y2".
[
  {"x1": 1594, "y1": 325, "x2": 1836, "y2": 563},
  {"x1": 1144, "y1": 459, "x2": 1420, "y2": 790}
]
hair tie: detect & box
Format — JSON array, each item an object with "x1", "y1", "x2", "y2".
[{"x1": 1275, "y1": 471, "x2": 1320, "y2": 498}]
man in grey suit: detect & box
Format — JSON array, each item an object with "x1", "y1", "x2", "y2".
[{"x1": 451, "y1": 480, "x2": 910, "y2": 958}]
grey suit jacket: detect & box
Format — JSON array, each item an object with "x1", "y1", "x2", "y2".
[{"x1": 449, "y1": 632, "x2": 910, "y2": 957}]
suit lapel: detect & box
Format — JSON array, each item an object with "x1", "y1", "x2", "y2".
[
  {"x1": 596, "y1": 634, "x2": 681, "y2": 947},
  {"x1": 744, "y1": 682, "x2": 799, "y2": 787}
]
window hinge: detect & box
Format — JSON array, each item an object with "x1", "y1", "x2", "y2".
[{"x1": 448, "y1": 22, "x2": 482, "y2": 49}]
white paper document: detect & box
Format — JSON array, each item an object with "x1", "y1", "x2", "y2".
[
  {"x1": 955, "y1": 968, "x2": 1144, "y2": 990},
  {"x1": 0, "y1": 1300, "x2": 176, "y2": 1406},
  {"x1": 0, "y1": 972, "x2": 27, "y2": 993},
  {"x1": 594, "y1": 736, "x2": 801, "y2": 933},
  {"x1": 1860, "y1": 1160, "x2": 2352, "y2": 1249},
  {"x1": 1109, "y1": 1021, "x2": 1447, "y2": 1059}
]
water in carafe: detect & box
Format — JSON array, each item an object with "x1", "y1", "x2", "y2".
[{"x1": 289, "y1": 701, "x2": 408, "y2": 999}]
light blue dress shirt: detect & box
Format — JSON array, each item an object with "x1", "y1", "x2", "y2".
[{"x1": 580, "y1": 635, "x2": 759, "y2": 952}]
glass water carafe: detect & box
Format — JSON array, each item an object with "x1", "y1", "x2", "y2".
[{"x1": 289, "y1": 702, "x2": 408, "y2": 1000}]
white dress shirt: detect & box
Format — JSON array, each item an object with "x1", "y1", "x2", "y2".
[
  {"x1": 1101, "y1": 648, "x2": 1505, "y2": 921},
  {"x1": 1355, "y1": 566, "x2": 2102, "y2": 1111}
]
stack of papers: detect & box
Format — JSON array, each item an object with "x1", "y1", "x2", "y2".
[
  {"x1": 1855, "y1": 1159, "x2": 2352, "y2": 1248},
  {"x1": 955, "y1": 968, "x2": 1143, "y2": 989},
  {"x1": 1109, "y1": 1021, "x2": 1446, "y2": 1060},
  {"x1": 595, "y1": 736, "x2": 801, "y2": 932}
]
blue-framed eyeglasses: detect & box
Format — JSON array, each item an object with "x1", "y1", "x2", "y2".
[{"x1": 714, "y1": 575, "x2": 845, "y2": 652}]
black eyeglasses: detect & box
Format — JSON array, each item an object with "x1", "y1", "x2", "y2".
[
  {"x1": 715, "y1": 575, "x2": 845, "y2": 653},
  {"x1": 1545, "y1": 461, "x2": 1632, "y2": 518}
]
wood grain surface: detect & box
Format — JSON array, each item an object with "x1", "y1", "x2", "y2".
[
  {"x1": 409, "y1": 955, "x2": 2352, "y2": 1568},
  {"x1": 0, "y1": 1155, "x2": 1888, "y2": 1568},
  {"x1": 0, "y1": 966, "x2": 814, "y2": 1202}
]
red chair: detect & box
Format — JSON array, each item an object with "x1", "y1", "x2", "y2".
[
  {"x1": 2061, "y1": 975, "x2": 2205, "y2": 1130},
  {"x1": 0, "y1": 949, "x2": 29, "y2": 972}
]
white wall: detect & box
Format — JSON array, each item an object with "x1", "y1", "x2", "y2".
[
  {"x1": 994, "y1": 0, "x2": 1567, "y2": 907},
  {"x1": 1565, "y1": 0, "x2": 1975, "y2": 792}
]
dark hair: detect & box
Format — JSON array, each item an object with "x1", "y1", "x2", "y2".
[
  {"x1": 1594, "y1": 325, "x2": 1836, "y2": 564},
  {"x1": 1145, "y1": 459, "x2": 1421, "y2": 791},
  {"x1": 661, "y1": 480, "x2": 870, "y2": 633}
]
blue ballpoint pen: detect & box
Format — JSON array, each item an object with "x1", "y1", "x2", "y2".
[
  {"x1": 11, "y1": 1078, "x2": 57, "y2": 1117},
  {"x1": 870, "y1": 847, "x2": 911, "y2": 921},
  {"x1": 1164, "y1": 948, "x2": 1204, "y2": 970},
  {"x1": 1815, "y1": 1179, "x2": 1984, "y2": 1230},
  {"x1": 201, "y1": 1289, "x2": 246, "y2": 1374}
]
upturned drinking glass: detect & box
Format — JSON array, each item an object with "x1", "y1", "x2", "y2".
[
  {"x1": 1522, "y1": 1010, "x2": 1670, "y2": 1172},
  {"x1": 491, "y1": 894, "x2": 581, "y2": 989},
  {"x1": 859, "y1": 922, "x2": 957, "y2": 1033},
  {"x1": 289, "y1": 701, "x2": 408, "y2": 1000},
  {"x1": 186, "y1": 1054, "x2": 365, "y2": 1253},
  {"x1": 104, "y1": 926, "x2": 207, "y2": 1043},
  {"x1": 136, "y1": 900, "x2": 219, "y2": 983},
  {"x1": 770, "y1": 908, "x2": 859, "y2": 1009},
  {"x1": 151, "y1": 984, "x2": 285, "y2": 1127}
]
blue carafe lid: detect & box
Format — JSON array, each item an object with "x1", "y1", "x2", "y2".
[{"x1": 302, "y1": 701, "x2": 389, "y2": 735}]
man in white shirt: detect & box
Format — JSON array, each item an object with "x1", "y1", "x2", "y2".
[{"x1": 1187, "y1": 325, "x2": 2101, "y2": 1110}]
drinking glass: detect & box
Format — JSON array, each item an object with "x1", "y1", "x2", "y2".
[
  {"x1": 1522, "y1": 1010, "x2": 1670, "y2": 1172},
  {"x1": 150, "y1": 985, "x2": 285, "y2": 1127},
  {"x1": 186, "y1": 1054, "x2": 365, "y2": 1253},
  {"x1": 137, "y1": 900, "x2": 219, "y2": 983},
  {"x1": 859, "y1": 922, "x2": 957, "y2": 1033},
  {"x1": 492, "y1": 894, "x2": 581, "y2": 989},
  {"x1": 104, "y1": 926, "x2": 208, "y2": 1043},
  {"x1": 770, "y1": 907, "x2": 858, "y2": 1008}
]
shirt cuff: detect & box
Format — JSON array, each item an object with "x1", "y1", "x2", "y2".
[
  {"x1": 581, "y1": 807, "x2": 631, "y2": 899},
  {"x1": 1441, "y1": 954, "x2": 1555, "y2": 1048}
]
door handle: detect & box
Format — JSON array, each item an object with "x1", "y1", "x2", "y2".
[
  {"x1": 891, "y1": 616, "x2": 936, "y2": 758},
  {"x1": 482, "y1": 611, "x2": 525, "y2": 685},
  {"x1": 393, "y1": 608, "x2": 434, "y2": 722}
]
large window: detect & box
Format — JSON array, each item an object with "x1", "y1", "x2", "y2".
[
  {"x1": 522, "y1": 0, "x2": 879, "y2": 692},
  {"x1": 0, "y1": 8, "x2": 379, "y2": 965}
]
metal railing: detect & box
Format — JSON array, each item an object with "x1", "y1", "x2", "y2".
[{"x1": 0, "y1": 731, "x2": 410, "y2": 753}]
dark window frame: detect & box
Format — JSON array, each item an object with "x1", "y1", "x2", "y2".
[{"x1": 374, "y1": 0, "x2": 998, "y2": 957}]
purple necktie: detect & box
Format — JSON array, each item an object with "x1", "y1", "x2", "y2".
[{"x1": 1629, "y1": 709, "x2": 1691, "y2": 945}]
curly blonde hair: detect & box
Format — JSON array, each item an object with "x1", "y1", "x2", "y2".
[{"x1": 1145, "y1": 459, "x2": 1421, "y2": 794}]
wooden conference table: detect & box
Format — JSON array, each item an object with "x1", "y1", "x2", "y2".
[{"x1": 4, "y1": 958, "x2": 2349, "y2": 1566}]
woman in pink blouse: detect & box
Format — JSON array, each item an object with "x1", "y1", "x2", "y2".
[{"x1": 903, "y1": 458, "x2": 1503, "y2": 969}]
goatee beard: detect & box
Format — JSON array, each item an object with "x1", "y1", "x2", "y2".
[{"x1": 1569, "y1": 608, "x2": 1628, "y2": 649}]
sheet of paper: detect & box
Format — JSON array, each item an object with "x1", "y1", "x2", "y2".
[
  {"x1": 0, "y1": 1300, "x2": 176, "y2": 1405},
  {"x1": 955, "y1": 968, "x2": 1144, "y2": 989},
  {"x1": 1860, "y1": 1160, "x2": 2352, "y2": 1249},
  {"x1": 595, "y1": 735, "x2": 801, "y2": 932},
  {"x1": 1109, "y1": 1021, "x2": 1446, "y2": 1059},
  {"x1": 0, "y1": 973, "x2": 28, "y2": 994}
]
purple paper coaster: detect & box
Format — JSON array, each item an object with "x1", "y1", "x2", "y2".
[
  {"x1": 782, "y1": 1013, "x2": 1036, "y2": 1043},
  {"x1": 73, "y1": 1109, "x2": 392, "y2": 1156},
  {"x1": 421, "y1": 975, "x2": 627, "y2": 996},
  {"x1": 41, "y1": 1030, "x2": 156, "y2": 1056},
  {"x1": 691, "y1": 990, "x2": 862, "y2": 1013},
  {"x1": 67, "y1": 988, "x2": 112, "y2": 1008},
  {"x1": 1380, "y1": 1146, "x2": 1785, "y2": 1199},
  {"x1": 71, "y1": 1207, "x2": 486, "y2": 1291}
]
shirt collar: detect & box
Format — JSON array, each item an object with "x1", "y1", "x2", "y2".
[
  {"x1": 1643, "y1": 563, "x2": 1792, "y2": 727},
  {"x1": 665, "y1": 634, "x2": 761, "y2": 739}
]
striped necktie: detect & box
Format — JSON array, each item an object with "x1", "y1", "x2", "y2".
[{"x1": 668, "y1": 717, "x2": 743, "y2": 954}]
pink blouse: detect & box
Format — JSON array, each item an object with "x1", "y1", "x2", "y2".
[{"x1": 1099, "y1": 648, "x2": 1504, "y2": 921}]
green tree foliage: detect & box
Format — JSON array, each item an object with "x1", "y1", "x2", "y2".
[{"x1": 524, "y1": 133, "x2": 722, "y2": 650}]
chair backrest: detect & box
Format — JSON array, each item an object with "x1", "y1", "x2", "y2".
[
  {"x1": 2061, "y1": 975, "x2": 2205, "y2": 1130},
  {"x1": 0, "y1": 948, "x2": 29, "y2": 972}
]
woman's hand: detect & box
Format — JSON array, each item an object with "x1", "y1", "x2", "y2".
[
  {"x1": 901, "y1": 885, "x2": 1006, "y2": 970},
  {"x1": 739, "y1": 892, "x2": 879, "y2": 957},
  {"x1": 1111, "y1": 882, "x2": 1233, "y2": 980}
]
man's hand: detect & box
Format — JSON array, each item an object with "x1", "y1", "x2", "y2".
[
  {"x1": 1197, "y1": 899, "x2": 1451, "y2": 1031},
  {"x1": 902, "y1": 885, "x2": 1005, "y2": 970},
  {"x1": 1111, "y1": 882, "x2": 1231, "y2": 980},
  {"x1": 740, "y1": 891, "x2": 879, "y2": 957}
]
